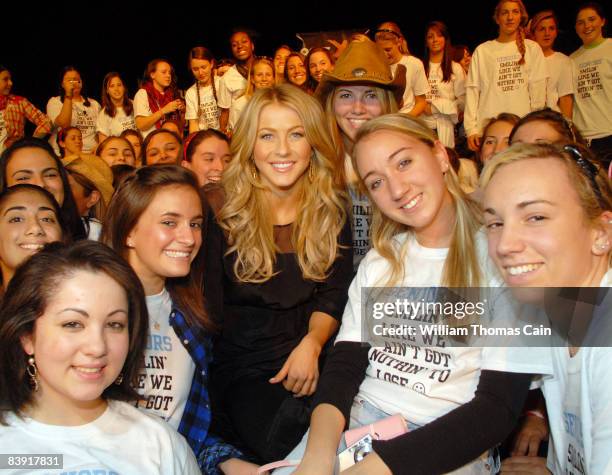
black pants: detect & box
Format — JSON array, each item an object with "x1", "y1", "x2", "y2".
[{"x1": 211, "y1": 375, "x2": 312, "y2": 463}]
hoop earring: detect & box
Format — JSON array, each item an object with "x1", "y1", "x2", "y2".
[
  {"x1": 114, "y1": 373, "x2": 124, "y2": 385},
  {"x1": 27, "y1": 356, "x2": 39, "y2": 392}
]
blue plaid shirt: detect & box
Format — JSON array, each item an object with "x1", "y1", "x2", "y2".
[{"x1": 170, "y1": 308, "x2": 243, "y2": 474}]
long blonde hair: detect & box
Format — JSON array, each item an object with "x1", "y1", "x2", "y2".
[
  {"x1": 321, "y1": 85, "x2": 398, "y2": 185},
  {"x1": 220, "y1": 84, "x2": 347, "y2": 283},
  {"x1": 353, "y1": 114, "x2": 483, "y2": 287}
]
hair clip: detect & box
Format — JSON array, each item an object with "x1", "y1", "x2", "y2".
[{"x1": 563, "y1": 144, "x2": 606, "y2": 209}]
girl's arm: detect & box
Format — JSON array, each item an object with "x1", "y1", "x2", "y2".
[
  {"x1": 53, "y1": 96, "x2": 73, "y2": 128},
  {"x1": 270, "y1": 312, "x2": 338, "y2": 396},
  {"x1": 558, "y1": 95, "x2": 573, "y2": 119},
  {"x1": 370, "y1": 370, "x2": 531, "y2": 475},
  {"x1": 22, "y1": 99, "x2": 52, "y2": 138},
  {"x1": 408, "y1": 95, "x2": 427, "y2": 117},
  {"x1": 188, "y1": 120, "x2": 200, "y2": 134},
  {"x1": 293, "y1": 341, "x2": 371, "y2": 475}
]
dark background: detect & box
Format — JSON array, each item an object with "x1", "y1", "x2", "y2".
[{"x1": 4, "y1": 0, "x2": 587, "y2": 113}]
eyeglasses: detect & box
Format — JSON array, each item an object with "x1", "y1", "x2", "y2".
[{"x1": 563, "y1": 144, "x2": 606, "y2": 208}]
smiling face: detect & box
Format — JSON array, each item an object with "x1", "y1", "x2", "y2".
[
  {"x1": 0, "y1": 70, "x2": 13, "y2": 96},
  {"x1": 150, "y1": 62, "x2": 172, "y2": 90},
  {"x1": 106, "y1": 76, "x2": 125, "y2": 103},
  {"x1": 481, "y1": 120, "x2": 514, "y2": 163},
  {"x1": 252, "y1": 62, "x2": 274, "y2": 90},
  {"x1": 145, "y1": 132, "x2": 181, "y2": 165},
  {"x1": 99, "y1": 138, "x2": 135, "y2": 167},
  {"x1": 274, "y1": 47, "x2": 291, "y2": 76},
  {"x1": 333, "y1": 85, "x2": 384, "y2": 142},
  {"x1": 182, "y1": 136, "x2": 231, "y2": 187},
  {"x1": 6, "y1": 147, "x2": 65, "y2": 206},
  {"x1": 230, "y1": 32, "x2": 254, "y2": 62},
  {"x1": 286, "y1": 56, "x2": 307, "y2": 86},
  {"x1": 0, "y1": 189, "x2": 62, "y2": 284},
  {"x1": 308, "y1": 51, "x2": 333, "y2": 83},
  {"x1": 576, "y1": 7, "x2": 606, "y2": 46},
  {"x1": 253, "y1": 103, "x2": 312, "y2": 197},
  {"x1": 190, "y1": 58, "x2": 213, "y2": 86},
  {"x1": 126, "y1": 185, "x2": 203, "y2": 295},
  {"x1": 484, "y1": 158, "x2": 607, "y2": 287},
  {"x1": 496, "y1": 1, "x2": 523, "y2": 39},
  {"x1": 533, "y1": 18, "x2": 558, "y2": 51},
  {"x1": 355, "y1": 130, "x2": 454, "y2": 245},
  {"x1": 21, "y1": 270, "x2": 129, "y2": 419}
]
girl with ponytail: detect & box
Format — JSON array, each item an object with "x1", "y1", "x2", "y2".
[
  {"x1": 464, "y1": 0, "x2": 548, "y2": 152},
  {"x1": 185, "y1": 47, "x2": 222, "y2": 133}
]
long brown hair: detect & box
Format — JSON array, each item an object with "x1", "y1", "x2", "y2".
[
  {"x1": 101, "y1": 72, "x2": 134, "y2": 118},
  {"x1": 100, "y1": 165, "x2": 213, "y2": 331}
]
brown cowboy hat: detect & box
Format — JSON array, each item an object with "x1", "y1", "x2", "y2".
[
  {"x1": 63, "y1": 154, "x2": 114, "y2": 206},
  {"x1": 315, "y1": 37, "x2": 405, "y2": 105}
]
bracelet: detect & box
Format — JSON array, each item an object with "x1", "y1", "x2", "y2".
[{"x1": 524, "y1": 410, "x2": 545, "y2": 420}]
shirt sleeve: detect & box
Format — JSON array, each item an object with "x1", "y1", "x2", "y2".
[
  {"x1": 133, "y1": 89, "x2": 152, "y2": 118},
  {"x1": 46, "y1": 96, "x2": 63, "y2": 125},
  {"x1": 557, "y1": 54, "x2": 575, "y2": 97},
  {"x1": 372, "y1": 370, "x2": 532, "y2": 475},
  {"x1": 453, "y1": 62, "x2": 467, "y2": 112},
  {"x1": 96, "y1": 110, "x2": 111, "y2": 136},
  {"x1": 309, "y1": 218, "x2": 354, "y2": 321},
  {"x1": 464, "y1": 47, "x2": 481, "y2": 136},
  {"x1": 197, "y1": 435, "x2": 245, "y2": 475},
  {"x1": 21, "y1": 98, "x2": 52, "y2": 135},
  {"x1": 528, "y1": 43, "x2": 549, "y2": 111},
  {"x1": 185, "y1": 86, "x2": 198, "y2": 121},
  {"x1": 312, "y1": 341, "x2": 370, "y2": 425},
  {"x1": 587, "y1": 347, "x2": 612, "y2": 474},
  {"x1": 217, "y1": 75, "x2": 233, "y2": 110},
  {"x1": 411, "y1": 58, "x2": 431, "y2": 97}
]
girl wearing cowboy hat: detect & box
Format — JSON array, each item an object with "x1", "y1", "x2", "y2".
[{"x1": 316, "y1": 37, "x2": 403, "y2": 271}]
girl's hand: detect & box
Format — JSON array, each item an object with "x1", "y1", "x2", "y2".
[
  {"x1": 501, "y1": 456, "x2": 551, "y2": 474},
  {"x1": 218, "y1": 458, "x2": 261, "y2": 475},
  {"x1": 64, "y1": 81, "x2": 75, "y2": 99},
  {"x1": 424, "y1": 102, "x2": 433, "y2": 115},
  {"x1": 512, "y1": 415, "x2": 548, "y2": 456},
  {"x1": 269, "y1": 334, "x2": 321, "y2": 397},
  {"x1": 162, "y1": 99, "x2": 184, "y2": 115}
]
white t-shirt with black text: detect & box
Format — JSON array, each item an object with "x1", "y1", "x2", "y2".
[
  {"x1": 0, "y1": 400, "x2": 199, "y2": 475},
  {"x1": 135, "y1": 289, "x2": 195, "y2": 430},
  {"x1": 185, "y1": 76, "x2": 221, "y2": 131},
  {"x1": 96, "y1": 106, "x2": 136, "y2": 137},
  {"x1": 46, "y1": 96, "x2": 101, "y2": 154},
  {"x1": 336, "y1": 232, "x2": 553, "y2": 426}
]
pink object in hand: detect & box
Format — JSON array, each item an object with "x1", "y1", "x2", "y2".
[{"x1": 344, "y1": 414, "x2": 408, "y2": 447}]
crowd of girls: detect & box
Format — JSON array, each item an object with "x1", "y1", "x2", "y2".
[{"x1": 0, "y1": 2, "x2": 610, "y2": 474}]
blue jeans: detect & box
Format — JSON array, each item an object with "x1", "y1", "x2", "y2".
[{"x1": 274, "y1": 398, "x2": 499, "y2": 474}]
